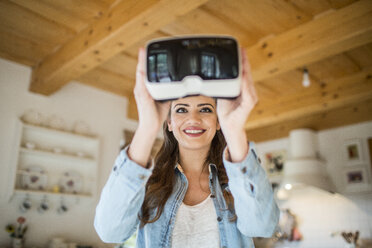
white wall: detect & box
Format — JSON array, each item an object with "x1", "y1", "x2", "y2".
[
  {"x1": 0, "y1": 58, "x2": 137, "y2": 247},
  {"x1": 255, "y1": 122, "x2": 372, "y2": 247}
]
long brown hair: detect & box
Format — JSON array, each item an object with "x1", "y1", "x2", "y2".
[{"x1": 139, "y1": 121, "x2": 236, "y2": 227}]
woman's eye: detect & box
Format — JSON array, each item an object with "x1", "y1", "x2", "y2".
[
  {"x1": 176, "y1": 108, "x2": 187, "y2": 113},
  {"x1": 200, "y1": 107, "x2": 213, "y2": 113}
]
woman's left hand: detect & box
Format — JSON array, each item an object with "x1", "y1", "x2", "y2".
[{"x1": 216, "y1": 48, "x2": 258, "y2": 162}]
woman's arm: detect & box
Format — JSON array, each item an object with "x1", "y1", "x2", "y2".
[
  {"x1": 217, "y1": 49, "x2": 279, "y2": 236},
  {"x1": 95, "y1": 48, "x2": 169, "y2": 242},
  {"x1": 216, "y1": 48, "x2": 257, "y2": 162},
  {"x1": 223, "y1": 142, "x2": 279, "y2": 237},
  {"x1": 129, "y1": 47, "x2": 170, "y2": 167},
  {"x1": 94, "y1": 148, "x2": 153, "y2": 242}
]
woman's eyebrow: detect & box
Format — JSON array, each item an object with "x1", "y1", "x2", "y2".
[
  {"x1": 173, "y1": 103, "x2": 189, "y2": 109},
  {"x1": 197, "y1": 103, "x2": 215, "y2": 109},
  {"x1": 173, "y1": 103, "x2": 215, "y2": 109}
]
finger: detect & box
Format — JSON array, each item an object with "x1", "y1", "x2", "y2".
[
  {"x1": 241, "y1": 47, "x2": 253, "y2": 83},
  {"x1": 241, "y1": 48, "x2": 258, "y2": 105},
  {"x1": 136, "y1": 47, "x2": 146, "y2": 77},
  {"x1": 239, "y1": 47, "x2": 250, "y2": 98},
  {"x1": 216, "y1": 98, "x2": 233, "y2": 116},
  {"x1": 134, "y1": 47, "x2": 153, "y2": 100},
  {"x1": 135, "y1": 47, "x2": 146, "y2": 88}
]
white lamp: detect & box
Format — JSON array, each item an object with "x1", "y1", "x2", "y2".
[{"x1": 302, "y1": 68, "x2": 311, "y2": 87}]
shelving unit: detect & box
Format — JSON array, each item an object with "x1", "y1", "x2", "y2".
[{"x1": 9, "y1": 119, "x2": 100, "y2": 201}]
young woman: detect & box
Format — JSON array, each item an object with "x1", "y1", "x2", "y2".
[{"x1": 94, "y1": 47, "x2": 279, "y2": 248}]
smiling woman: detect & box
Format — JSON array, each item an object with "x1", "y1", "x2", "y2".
[
  {"x1": 168, "y1": 97, "x2": 220, "y2": 152},
  {"x1": 94, "y1": 47, "x2": 279, "y2": 248}
]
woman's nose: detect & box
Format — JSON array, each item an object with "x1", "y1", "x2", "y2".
[{"x1": 187, "y1": 111, "x2": 202, "y2": 124}]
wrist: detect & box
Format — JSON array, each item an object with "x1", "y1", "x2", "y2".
[
  {"x1": 128, "y1": 125, "x2": 159, "y2": 168},
  {"x1": 138, "y1": 122, "x2": 161, "y2": 137},
  {"x1": 223, "y1": 129, "x2": 249, "y2": 163},
  {"x1": 219, "y1": 120, "x2": 245, "y2": 133},
  {"x1": 220, "y1": 124, "x2": 246, "y2": 140}
]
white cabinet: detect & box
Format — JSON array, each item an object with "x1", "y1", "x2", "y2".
[{"x1": 9, "y1": 119, "x2": 100, "y2": 201}]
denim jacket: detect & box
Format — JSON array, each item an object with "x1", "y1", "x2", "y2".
[{"x1": 94, "y1": 142, "x2": 279, "y2": 248}]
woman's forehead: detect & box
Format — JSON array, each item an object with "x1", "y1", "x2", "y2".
[{"x1": 171, "y1": 95, "x2": 216, "y2": 107}]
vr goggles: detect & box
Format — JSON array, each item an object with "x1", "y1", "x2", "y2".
[{"x1": 145, "y1": 36, "x2": 241, "y2": 100}]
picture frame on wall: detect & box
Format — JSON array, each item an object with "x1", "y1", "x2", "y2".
[
  {"x1": 342, "y1": 166, "x2": 370, "y2": 193},
  {"x1": 343, "y1": 139, "x2": 363, "y2": 166},
  {"x1": 264, "y1": 149, "x2": 287, "y2": 178}
]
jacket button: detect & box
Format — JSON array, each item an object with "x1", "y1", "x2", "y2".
[
  {"x1": 217, "y1": 216, "x2": 222, "y2": 222},
  {"x1": 241, "y1": 167, "x2": 247, "y2": 173},
  {"x1": 210, "y1": 194, "x2": 215, "y2": 198},
  {"x1": 113, "y1": 166, "x2": 117, "y2": 171}
]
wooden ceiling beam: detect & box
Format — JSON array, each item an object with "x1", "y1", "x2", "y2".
[
  {"x1": 247, "y1": 97, "x2": 372, "y2": 143},
  {"x1": 78, "y1": 67, "x2": 133, "y2": 98},
  {"x1": 245, "y1": 67, "x2": 372, "y2": 130},
  {"x1": 29, "y1": 0, "x2": 209, "y2": 95},
  {"x1": 248, "y1": 0, "x2": 372, "y2": 82},
  {"x1": 256, "y1": 66, "x2": 372, "y2": 109}
]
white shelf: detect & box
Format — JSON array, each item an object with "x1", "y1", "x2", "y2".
[
  {"x1": 22, "y1": 122, "x2": 97, "y2": 141},
  {"x1": 9, "y1": 119, "x2": 100, "y2": 204},
  {"x1": 19, "y1": 147, "x2": 96, "y2": 163},
  {"x1": 16, "y1": 169, "x2": 95, "y2": 182},
  {"x1": 14, "y1": 189, "x2": 92, "y2": 199}
]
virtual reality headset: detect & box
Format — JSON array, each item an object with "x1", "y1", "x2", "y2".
[{"x1": 145, "y1": 35, "x2": 241, "y2": 100}]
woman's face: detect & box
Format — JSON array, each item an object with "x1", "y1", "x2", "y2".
[{"x1": 167, "y1": 95, "x2": 220, "y2": 151}]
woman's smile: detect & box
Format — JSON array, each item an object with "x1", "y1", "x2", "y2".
[{"x1": 183, "y1": 126, "x2": 206, "y2": 137}]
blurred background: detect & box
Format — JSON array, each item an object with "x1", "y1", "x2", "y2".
[{"x1": 0, "y1": 0, "x2": 371, "y2": 247}]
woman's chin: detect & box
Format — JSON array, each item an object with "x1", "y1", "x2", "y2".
[{"x1": 178, "y1": 139, "x2": 212, "y2": 151}]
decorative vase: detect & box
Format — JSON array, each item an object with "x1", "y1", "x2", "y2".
[{"x1": 12, "y1": 237, "x2": 23, "y2": 248}]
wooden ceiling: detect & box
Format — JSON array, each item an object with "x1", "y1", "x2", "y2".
[{"x1": 1, "y1": 0, "x2": 371, "y2": 142}]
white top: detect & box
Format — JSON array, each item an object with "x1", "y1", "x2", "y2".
[{"x1": 171, "y1": 195, "x2": 220, "y2": 248}]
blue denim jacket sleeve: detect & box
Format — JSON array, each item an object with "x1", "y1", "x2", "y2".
[
  {"x1": 223, "y1": 142, "x2": 280, "y2": 238},
  {"x1": 94, "y1": 147, "x2": 153, "y2": 243}
]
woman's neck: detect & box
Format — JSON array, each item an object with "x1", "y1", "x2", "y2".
[{"x1": 178, "y1": 145, "x2": 210, "y2": 175}]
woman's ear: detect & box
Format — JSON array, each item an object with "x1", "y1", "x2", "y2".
[
  {"x1": 217, "y1": 121, "x2": 221, "y2": 131},
  {"x1": 167, "y1": 118, "x2": 172, "y2": 132}
]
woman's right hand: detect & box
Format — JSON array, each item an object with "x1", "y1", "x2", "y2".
[
  {"x1": 134, "y1": 47, "x2": 170, "y2": 133},
  {"x1": 128, "y1": 48, "x2": 170, "y2": 167}
]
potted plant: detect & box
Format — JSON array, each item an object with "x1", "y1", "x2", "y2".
[{"x1": 5, "y1": 217, "x2": 28, "y2": 248}]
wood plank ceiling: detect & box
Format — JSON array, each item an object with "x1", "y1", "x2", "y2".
[{"x1": 1, "y1": 0, "x2": 371, "y2": 142}]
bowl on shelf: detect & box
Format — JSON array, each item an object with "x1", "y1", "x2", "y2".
[
  {"x1": 72, "y1": 121, "x2": 91, "y2": 136},
  {"x1": 21, "y1": 166, "x2": 47, "y2": 191},
  {"x1": 24, "y1": 142, "x2": 36, "y2": 150},
  {"x1": 59, "y1": 171, "x2": 83, "y2": 194},
  {"x1": 21, "y1": 109, "x2": 44, "y2": 126},
  {"x1": 46, "y1": 115, "x2": 66, "y2": 131}
]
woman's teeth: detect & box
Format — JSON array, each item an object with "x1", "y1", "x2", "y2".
[{"x1": 184, "y1": 129, "x2": 204, "y2": 134}]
